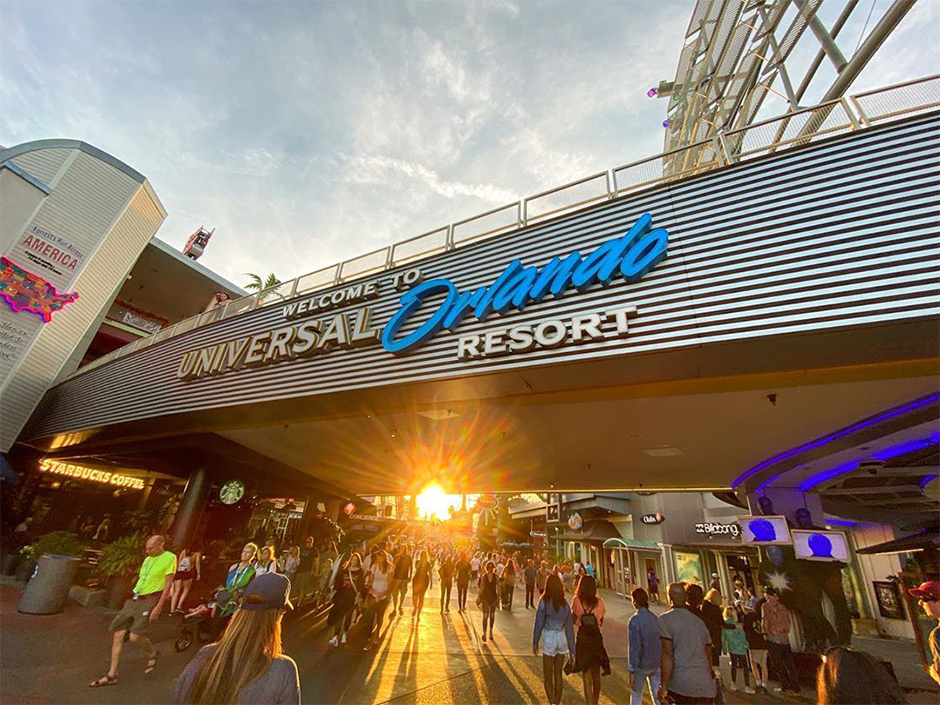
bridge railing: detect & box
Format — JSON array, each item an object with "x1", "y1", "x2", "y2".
[{"x1": 70, "y1": 74, "x2": 940, "y2": 380}]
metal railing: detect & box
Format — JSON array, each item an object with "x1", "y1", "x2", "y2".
[{"x1": 70, "y1": 74, "x2": 940, "y2": 379}]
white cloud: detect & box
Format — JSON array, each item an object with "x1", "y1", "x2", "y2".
[{"x1": 1, "y1": 0, "x2": 934, "y2": 289}]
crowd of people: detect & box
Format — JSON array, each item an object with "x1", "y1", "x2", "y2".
[{"x1": 85, "y1": 533, "x2": 929, "y2": 705}]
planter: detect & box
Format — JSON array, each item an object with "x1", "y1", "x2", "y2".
[
  {"x1": 15, "y1": 559, "x2": 36, "y2": 583},
  {"x1": 18, "y1": 554, "x2": 81, "y2": 614},
  {"x1": 105, "y1": 575, "x2": 133, "y2": 610}
]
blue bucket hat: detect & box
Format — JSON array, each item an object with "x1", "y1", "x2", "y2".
[{"x1": 241, "y1": 572, "x2": 293, "y2": 612}]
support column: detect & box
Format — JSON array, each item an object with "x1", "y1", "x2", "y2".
[{"x1": 170, "y1": 467, "x2": 209, "y2": 551}]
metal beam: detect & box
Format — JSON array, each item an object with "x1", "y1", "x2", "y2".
[
  {"x1": 793, "y1": 0, "x2": 850, "y2": 73},
  {"x1": 819, "y1": 0, "x2": 917, "y2": 103},
  {"x1": 795, "y1": 0, "x2": 859, "y2": 100}
]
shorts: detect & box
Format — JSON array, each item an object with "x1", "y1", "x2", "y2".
[
  {"x1": 108, "y1": 594, "x2": 159, "y2": 635},
  {"x1": 174, "y1": 570, "x2": 194, "y2": 581},
  {"x1": 540, "y1": 629, "x2": 570, "y2": 656}
]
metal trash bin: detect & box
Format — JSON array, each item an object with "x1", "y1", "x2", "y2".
[{"x1": 18, "y1": 554, "x2": 81, "y2": 614}]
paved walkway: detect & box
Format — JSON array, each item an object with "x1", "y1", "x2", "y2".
[{"x1": 1, "y1": 582, "x2": 936, "y2": 704}]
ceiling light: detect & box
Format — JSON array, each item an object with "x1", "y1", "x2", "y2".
[
  {"x1": 416, "y1": 409, "x2": 460, "y2": 421},
  {"x1": 643, "y1": 446, "x2": 683, "y2": 457}
]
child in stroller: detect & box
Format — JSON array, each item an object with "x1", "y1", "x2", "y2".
[{"x1": 174, "y1": 588, "x2": 240, "y2": 652}]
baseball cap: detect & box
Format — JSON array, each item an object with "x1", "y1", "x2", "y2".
[
  {"x1": 241, "y1": 572, "x2": 293, "y2": 612},
  {"x1": 907, "y1": 581, "x2": 940, "y2": 602}
]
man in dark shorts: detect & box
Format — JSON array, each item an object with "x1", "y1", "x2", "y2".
[{"x1": 89, "y1": 535, "x2": 176, "y2": 687}]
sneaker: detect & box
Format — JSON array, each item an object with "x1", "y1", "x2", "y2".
[
  {"x1": 329, "y1": 636, "x2": 338, "y2": 648},
  {"x1": 489, "y1": 631, "x2": 494, "y2": 640},
  {"x1": 729, "y1": 683, "x2": 738, "y2": 691},
  {"x1": 341, "y1": 633, "x2": 347, "y2": 644},
  {"x1": 745, "y1": 687, "x2": 756, "y2": 694},
  {"x1": 482, "y1": 633, "x2": 486, "y2": 643}
]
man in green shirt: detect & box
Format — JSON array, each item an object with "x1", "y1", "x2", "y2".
[{"x1": 89, "y1": 535, "x2": 177, "y2": 687}]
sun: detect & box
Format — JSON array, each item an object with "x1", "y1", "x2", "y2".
[{"x1": 415, "y1": 484, "x2": 459, "y2": 520}]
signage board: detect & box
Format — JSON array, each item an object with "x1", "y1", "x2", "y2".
[
  {"x1": 738, "y1": 515, "x2": 792, "y2": 545},
  {"x1": 568, "y1": 512, "x2": 583, "y2": 530},
  {"x1": 39, "y1": 459, "x2": 144, "y2": 490},
  {"x1": 641, "y1": 513, "x2": 665, "y2": 525},
  {"x1": 219, "y1": 479, "x2": 245, "y2": 504},
  {"x1": 177, "y1": 213, "x2": 667, "y2": 381},
  {"x1": 476, "y1": 494, "x2": 499, "y2": 510},
  {"x1": 694, "y1": 521, "x2": 740, "y2": 538}
]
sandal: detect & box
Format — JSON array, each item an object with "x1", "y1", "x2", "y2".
[
  {"x1": 89, "y1": 675, "x2": 118, "y2": 687},
  {"x1": 144, "y1": 652, "x2": 159, "y2": 675}
]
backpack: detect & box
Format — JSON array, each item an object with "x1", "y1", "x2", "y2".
[{"x1": 577, "y1": 597, "x2": 599, "y2": 628}]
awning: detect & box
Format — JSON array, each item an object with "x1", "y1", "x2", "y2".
[
  {"x1": 556, "y1": 519, "x2": 621, "y2": 543},
  {"x1": 603, "y1": 537, "x2": 661, "y2": 551},
  {"x1": 857, "y1": 530, "x2": 939, "y2": 555}
]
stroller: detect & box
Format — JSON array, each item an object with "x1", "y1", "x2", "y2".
[{"x1": 174, "y1": 588, "x2": 239, "y2": 652}]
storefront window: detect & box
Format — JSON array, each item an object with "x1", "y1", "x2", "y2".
[{"x1": 675, "y1": 550, "x2": 704, "y2": 584}]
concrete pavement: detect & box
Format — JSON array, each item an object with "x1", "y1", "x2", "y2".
[{"x1": 1, "y1": 582, "x2": 936, "y2": 704}]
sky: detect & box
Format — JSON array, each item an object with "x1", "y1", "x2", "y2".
[{"x1": 2, "y1": 0, "x2": 938, "y2": 290}]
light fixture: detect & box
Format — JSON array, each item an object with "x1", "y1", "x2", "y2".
[{"x1": 643, "y1": 446, "x2": 683, "y2": 457}]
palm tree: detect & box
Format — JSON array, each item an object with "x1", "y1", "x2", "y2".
[{"x1": 244, "y1": 273, "x2": 284, "y2": 303}]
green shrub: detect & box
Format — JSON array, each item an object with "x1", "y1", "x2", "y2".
[
  {"x1": 96, "y1": 532, "x2": 146, "y2": 578},
  {"x1": 20, "y1": 531, "x2": 85, "y2": 562}
]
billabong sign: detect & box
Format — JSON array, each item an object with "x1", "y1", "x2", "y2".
[
  {"x1": 382, "y1": 213, "x2": 668, "y2": 354},
  {"x1": 694, "y1": 521, "x2": 741, "y2": 538}
]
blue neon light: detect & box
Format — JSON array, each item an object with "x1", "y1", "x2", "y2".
[
  {"x1": 381, "y1": 213, "x2": 669, "y2": 354},
  {"x1": 799, "y1": 431, "x2": 940, "y2": 492},
  {"x1": 733, "y1": 393, "x2": 940, "y2": 489},
  {"x1": 824, "y1": 519, "x2": 858, "y2": 527},
  {"x1": 920, "y1": 473, "x2": 939, "y2": 489}
]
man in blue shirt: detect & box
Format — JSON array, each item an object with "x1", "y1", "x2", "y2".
[{"x1": 628, "y1": 587, "x2": 662, "y2": 705}]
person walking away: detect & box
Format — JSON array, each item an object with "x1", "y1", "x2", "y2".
[
  {"x1": 255, "y1": 546, "x2": 279, "y2": 576},
  {"x1": 470, "y1": 553, "x2": 481, "y2": 585},
  {"x1": 439, "y1": 555, "x2": 454, "y2": 614},
  {"x1": 533, "y1": 573, "x2": 576, "y2": 705},
  {"x1": 294, "y1": 537, "x2": 315, "y2": 606},
  {"x1": 455, "y1": 551, "x2": 472, "y2": 612},
  {"x1": 363, "y1": 550, "x2": 391, "y2": 650},
  {"x1": 908, "y1": 580, "x2": 940, "y2": 685},
  {"x1": 479, "y1": 560, "x2": 500, "y2": 643},
  {"x1": 648, "y1": 569, "x2": 660, "y2": 605},
  {"x1": 658, "y1": 582, "x2": 716, "y2": 704},
  {"x1": 524, "y1": 559, "x2": 538, "y2": 609},
  {"x1": 502, "y1": 557, "x2": 516, "y2": 611},
  {"x1": 688, "y1": 584, "x2": 723, "y2": 671},
  {"x1": 761, "y1": 587, "x2": 800, "y2": 695},
  {"x1": 628, "y1": 588, "x2": 662, "y2": 705},
  {"x1": 721, "y1": 606, "x2": 752, "y2": 693},
  {"x1": 537, "y1": 560, "x2": 550, "y2": 598},
  {"x1": 89, "y1": 535, "x2": 177, "y2": 687},
  {"x1": 171, "y1": 547, "x2": 202, "y2": 614},
  {"x1": 391, "y1": 546, "x2": 412, "y2": 616},
  {"x1": 411, "y1": 549, "x2": 432, "y2": 620},
  {"x1": 585, "y1": 561, "x2": 595, "y2": 580},
  {"x1": 571, "y1": 575, "x2": 609, "y2": 704},
  {"x1": 816, "y1": 646, "x2": 906, "y2": 704},
  {"x1": 327, "y1": 554, "x2": 359, "y2": 647},
  {"x1": 175, "y1": 572, "x2": 300, "y2": 704},
  {"x1": 741, "y1": 597, "x2": 769, "y2": 694}
]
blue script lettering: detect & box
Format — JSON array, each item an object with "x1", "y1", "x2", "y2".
[{"x1": 381, "y1": 213, "x2": 668, "y2": 355}]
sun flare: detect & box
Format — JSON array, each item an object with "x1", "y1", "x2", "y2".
[{"x1": 415, "y1": 484, "x2": 460, "y2": 520}]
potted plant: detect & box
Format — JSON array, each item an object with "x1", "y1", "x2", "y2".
[
  {"x1": 17, "y1": 531, "x2": 85, "y2": 582},
  {"x1": 96, "y1": 533, "x2": 145, "y2": 609}
]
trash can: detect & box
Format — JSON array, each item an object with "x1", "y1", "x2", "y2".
[{"x1": 18, "y1": 554, "x2": 81, "y2": 615}]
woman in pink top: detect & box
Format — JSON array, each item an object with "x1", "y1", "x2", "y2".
[{"x1": 571, "y1": 575, "x2": 610, "y2": 704}]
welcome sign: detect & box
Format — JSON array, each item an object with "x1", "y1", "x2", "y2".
[{"x1": 178, "y1": 213, "x2": 667, "y2": 380}]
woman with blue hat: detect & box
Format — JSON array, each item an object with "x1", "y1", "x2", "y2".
[{"x1": 175, "y1": 572, "x2": 300, "y2": 704}]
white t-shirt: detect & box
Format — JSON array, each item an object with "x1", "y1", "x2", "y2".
[
  {"x1": 496, "y1": 563, "x2": 505, "y2": 578},
  {"x1": 470, "y1": 557, "x2": 481, "y2": 572},
  {"x1": 370, "y1": 565, "x2": 390, "y2": 598}
]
